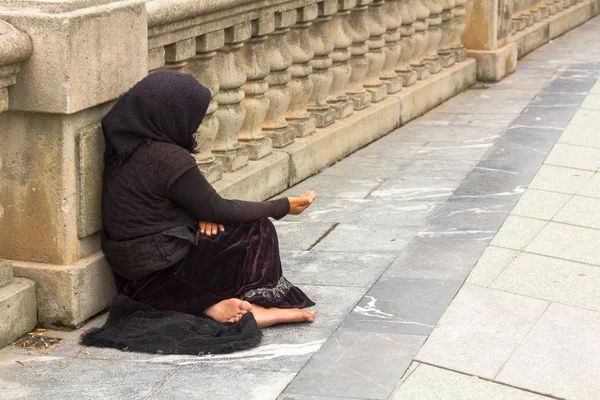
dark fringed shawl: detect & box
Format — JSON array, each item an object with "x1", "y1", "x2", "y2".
[{"x1": 80, "y1": 296, "x2": 262, "y2": 355}]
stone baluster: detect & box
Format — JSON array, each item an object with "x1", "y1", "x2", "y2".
[
  {"x1": 380, "y1": 0, "x2": 403, "y2": 94},
  {"x1": 326, "y1": 0, "x2": 356, "y2": 119},
  {"x1": 162, "y1": 38, "x2": 195, "y2": 72},
  {"x1": 346, "y1": 0, "x2": 373, "y2": 111},
  {"x1": 438, "y1": 0, "x2": 456, "y2": 67},
  {"x1": 396, "y1": 0, "x2": 418, "y2": 86},
  {"x1": 411, "y1": 0, "x2": 431, "y2": 80},
  {"x1": 211, "y1": 23, "x2": 251, "y2": 172},
  {"x1": 423, "y1": 0, "x2": 443, "y2": 74},
  {"x1": 148, "y1": 47, "x2": 166, "y2": 71},
  {"x1": 449, "y1": 0, "x2": 467, "y2": 62},
  {"x1": 262, "y1": 11, "x2": 297, "y2": 148},
  {"x1": 512, "y1": 0, "x2": 527, "y2": 33},
  {"x1": 528, "y1": 0, "x2": 543, "y2": 22},
  {"x1": 286, "y1": 5, "x2": 318, "y2": 138},
  {"x1": 238, "y1": 17, "x2": 274, "y2": 160},
  {"x1": 307, "y1": 0, "x2": 338, "y2": 128},
  {"x1": 184, "y1": 31, "x2": 225, "y2": 183},
  {"x1": 363, "y1": 0, "x2": 388, "y2": 102},
  {"x1": 520, "y1": 1, "x2": 534, "y2": 27},
  {"x1": 536, "y1": 0, "x2": 549, "y2": 19},
  {"x1": 545, "y1": 0, "x2": 558, "y2": 16}
]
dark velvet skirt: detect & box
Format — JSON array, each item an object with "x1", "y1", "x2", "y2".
[{"x1": 115, "y1": 218, "x2": 314, "y2": 315}]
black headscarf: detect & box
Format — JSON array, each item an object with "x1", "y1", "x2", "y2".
[{"x1": 102, "y1": 70, "x2": 212, "y2": 165}]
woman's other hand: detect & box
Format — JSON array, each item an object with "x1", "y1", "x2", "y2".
[
  {"x1": 199, "y1": 221, "x2": 225, "y2": 236},
  {"x1": 288, "y1": 191, "x2": 317, "y2": 215}
]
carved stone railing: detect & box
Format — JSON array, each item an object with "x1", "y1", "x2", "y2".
[{"x1": 145, "y1": 0, "x2": 475, "y2": 186}]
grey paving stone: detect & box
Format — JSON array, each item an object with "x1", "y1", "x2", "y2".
[
  {"x1": 356, "y1": 140, "x2": 428, "y2": 158},
  {"x1": 278, "y1": 394, "x2": 351, "y2": 400},
  {"x1": 490, "y1": 215, "x2": 547, "y2": 251},
  {"x1": 277, "y1": 175, "x2": 383, "y2": 199},
  {"x1": 577, "y1": 172, "x2": 600, "y2": 198},
  {"x1": 379, "y1": 125, "x2": 507, "y2": 144},
  {"x1": 427, "y1": 196, "x2": 514, "y2": 233},
  {"x1": 514, "y1": 107, "x2": 577, "y2": 129},
  {"x1": 450, "y1": 113, "x2": 517, "y2": 127},
  {"x1": 496, "y1": 303, "x2": 600, "y2": 400},
  {"x1": 149, "y1": 363, "x2": 296, "y2": 400},
  {"x1": 528, "y1": 91, "x2": 587, "y2": 107},
  {"x1": 415, "y1": 284, "x2": 549, "y2": 379},
  {"x1": 502, "y1": 126, "x2": 563, "y2": 149},
  {"x1": 0, "y1": 357, "x2": 176, "y2": 400},
  {"x1": 280, "y1": 250, "x2": 395, "y2": 288},
  {"x1": 274, "y1": 221, "x2": 337, "y2": 250},
  {"x1": 474, "y1": 137, "x2": 550, "y2": 178},
  {"x1": 529, "y1": 165, "x2": 594, "y2": 194},
  {"x1": 570, "y1": 108, "x2": 600, "y2": 128},
  {"x1": 553, "y1": 195, "x2": 600, "y2": 229},
  {"x1": 318, "y1": 155, "x2": 409, "y2": 179},
  {"x1": 431, "y1": 91, "x2": 533, "y2": 115},
  {"x1": 400, "y1": 159, "x2": 480, "y2": 181},
  {"x1": 452, "y1": 167, "x2": 530, "y2": 201},
  {"x1": 558, "y1": 124, "x2": 600, "y2": 148},
  {"x1": 544, "y1": 142, "x2": 600, "y2": 171},
  {"x1": 343, "y1": 277, "x2": 463, "y2": 335},
  {"x1": 525, "y1": 222, "x2": 600, "y2": 266},
  {"x1": 511, "y1": 188, "x2": 572, "y2": 220},
  {"x1": 383, "y1": 234, "x2": 489, "y2": 281},
  {"x1": 368, "y1": 179, "x2": 458, "y2": 201},
  {"x1": 357, "y1": 198, "x2": 443, "y2": 227},
  {"x1": 410, "y1": 112, "x2": 457, "y2": 126},
  {"x1": 466, "y1": 246, "x2": 520, "y2": 287},
  {"x1": 280, "y1": 197, "x2": 369, "y2": 224},
  {"x1": 283, "y1": 322, "x2": 425, "y2": 400},
  {"x1": 490, "y1": 252, "x2": 600, "y2": 311},
  {"x1": 580, "y1": 93, "x2": 600, "y2": 110},
  {"x1": 312, "y1": 224, "x2": 417, "y2": 254},
  {"x1": 411, "y1": 141, "x2": 494, "y2": 161},
  {"x1": 390, "y1": 364, "x2": 550, "y2": 400}
]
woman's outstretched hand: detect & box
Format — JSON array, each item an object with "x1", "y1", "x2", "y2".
[
  {"x1": 288, "y1": 191, "x2": 317, "y2": 215},
  {"x1": 199, "y1": 221, "x2": 225, "y2": 236}
]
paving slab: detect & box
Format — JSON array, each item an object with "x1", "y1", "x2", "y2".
[
  {"x1": 511, "y1": 188, "x2": 572, "y2": 220},
  {"x1": 558, "y1": 124, "x2": 600, "y2": 148},
  {"x1": 277, "y1": 175, "x2": 383, "y2": 200},
  {"x1": 465, "y1": 246, "x2": 520, "y2": 287},
  {"x1": 415, "y1": 284, "x2": 549, "y2": 379},
  {"x1": 368, "y1": 179, "x2": 458, "y2": 201},
  {"x1": 570, "y1": 108, "x2": 600, "y2": 127},
  {"x1": 489, "y1": 215, "x2": 548, "y2": 251},
  {"x1": 544, "y1": 142, "x2": 600, "y2": 171},
  {"x1": 553, "y1": 194, "x2": 600, "y2": 229},
  {"x1": 496, "y1": 303, "x2": 600, "y2": 400},
  {"x1": 343, "y1": 277, "x2": 464, "y2": 336},
  {"x1": 577, "y1": 171, "x2": 600, "y2": 198},
  {"x1": 426, "y1": 196, "x2": 515, "y2": 233},
  {"x1": 580, "y1": 92, "x2": 600, "y2": 109},
  {"x1": 525, "y1": 221, "x2": 600, "y2": 266},
  {"x1": 528, "y1": 165, "x2": 594, "y2": 194},
  {"x1": 283, "y1": 322, "x2": 425, "y2": 400},
  {"x1": 390, "y1": 364, "x2": 551, "y2": 400},
  {"x1": 280, "y1": 250, "x2": 395, "y2": 288},
  {"x1": 273, "y1": 221, "x2": 337, "y2": 250},
  {"x1": 312, "y1": 224, "x2": 417, "y2": 254},
  {"x1": 490, "y1": 252, "x2": 600, "y2": 311}
]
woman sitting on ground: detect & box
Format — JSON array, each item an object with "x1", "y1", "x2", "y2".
[{"x1": 100, "y1": 71, "x2": 316, "y2": 328}]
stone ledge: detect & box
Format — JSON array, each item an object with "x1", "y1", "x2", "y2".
[
  {"x1": 513, "y1": 0, "x2": 600, "y2": 59},
  {"x1": 12, "y1": 252, "x2": 115, "y2": 328},
  {"x1": 467, "y1": 43, "x2": 518, "y2": 82},
  {"x1": 0, "y1": 277, "x2": 36, "y2": 348}
]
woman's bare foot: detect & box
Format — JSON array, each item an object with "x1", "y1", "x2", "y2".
[
  {"x1": 250, "y1": 304, "x2": 316, "y2": 328},
  {"x1": 204, "y1": 299, "x2": 252, "y2": 324}
]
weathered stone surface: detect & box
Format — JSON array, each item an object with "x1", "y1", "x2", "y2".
[
  {"x1": 0, "y1": 0, "x2": 147, "y2": 114},
  {"x1": 467, "y1": 42, "x2": 518, "y2": 82},
  {"x1": 0, "y1": 277, "x2": 36, "y2": 348},
  {"x1": 12, "y1": 253, "x2": 115, "y2": 328},
  {"x1": 0, "y1": 259, "x2": 13, "y2": 288},
  {"x1": 77, "y1": 125, "x2": 104, "y2": 239}
]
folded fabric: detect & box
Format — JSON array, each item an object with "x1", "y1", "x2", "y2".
[{"x1": 80, "y1": 295, "x2": 262, "y2": 355}]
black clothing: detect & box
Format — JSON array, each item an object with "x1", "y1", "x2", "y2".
[{"x1": 81, "y1": 295, "x2": 262, "y2": 355}]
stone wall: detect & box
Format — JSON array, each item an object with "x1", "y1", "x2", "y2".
[{"x1": 0, "y1": 0, "x2": 597, "y2": 331}]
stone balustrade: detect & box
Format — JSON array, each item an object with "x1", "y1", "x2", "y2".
[{"x1": 0, "y1": 0, "x2": 598, "y2": 332}]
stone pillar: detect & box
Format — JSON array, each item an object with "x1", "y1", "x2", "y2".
[
  {"x1": 346, "y1": 0, "x2": 373, "y2": 111},
  {"x1": 262, "y1": 11, "x2": 296, "y2": 148},
  {"x1": 307, "y1": 0, "x2": 338, "y2": 128},
  {"x1": 462, "y1": 0, "x2": 517, "y2": 82},
  {"x1": 438, "y1": 0, "x2": 457, "y2": 68},
  {"x1": 238, "y1": 18, "x2": 274, "y2": 160},
  {"x1": 424, "y1": 0, "x2": 444, "y2": 74},
  {"x1": 0, "y1": 0, "x2": 146, "y2": 327},
  {"x1": 363, "y1": 0, "x2": 388, "y2": 102},
  {"x1": 411, "y1": 0, "x2": 431, "y2": 80},
  {"x1": 327, "y1": 0, "x2": 356, "y2": 119},
  {"x1": 396, "y1": 0, "x2": 418, "y2": 86},
  {"x1": 185, "y1": 31, "x2": 225, "y2": 183},
  {"x1": 286, "y1": 5, "x2": 318, "y2": 138},
  {"x1": 212, "y1": 23, "x2": 251, "y2": 172},
  {"x1": 380, "y1": 0, "x2": 404, "y2": 94}
]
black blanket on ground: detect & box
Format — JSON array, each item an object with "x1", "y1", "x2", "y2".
[{"x1": 80, "y1": 295, "x2": 262, "y2": 355}]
